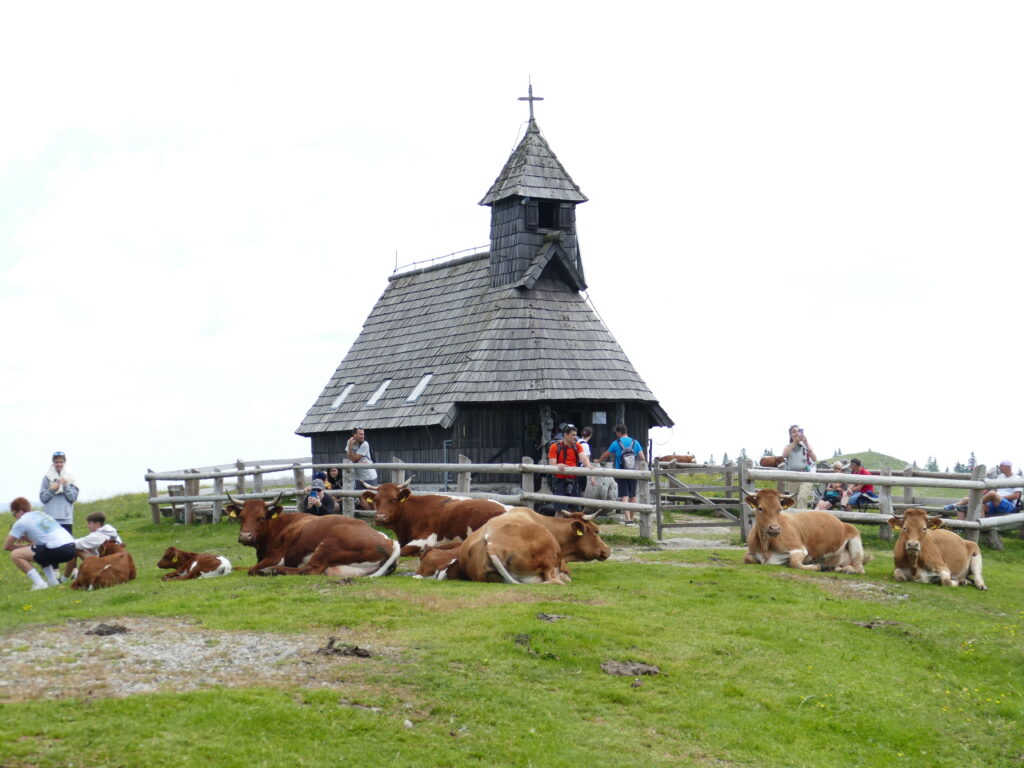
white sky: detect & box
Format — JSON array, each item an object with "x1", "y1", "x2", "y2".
[{"x1": 2, "y1": 2, "x2": 1022, "y2": 504}]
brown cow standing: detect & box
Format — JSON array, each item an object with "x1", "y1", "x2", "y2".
[
  {"x1": 744, "y1": 488, "x2": 865, "y2": 573},
  {"x1": 157, "y1": 546, "x2": 233, "y2": 581},
  {"x1": 361, "y1": 480, "x2": 508, "y2": 556},
  {"x1": 71, "y1": 541, "x2": 137, "y2": 591},
  {"x1": 226, "y1": 492, "x2": 399, "y2": 577},
  {"x1": 888, "y1": 508, "x2": 986, "y2": 589},
  {"x1": 459, "y1": 514, "x2": 569, "y2": 585}
]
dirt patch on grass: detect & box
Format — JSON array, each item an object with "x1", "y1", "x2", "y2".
[
  {"x1": 775, "y1": 573, "x2": 910, "y2": 603},
  {"x1": 0, "y1": 617, "x2": 398, "y2": 702}
]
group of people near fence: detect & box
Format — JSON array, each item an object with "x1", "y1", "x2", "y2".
[
  {"x1": 4, "y1": 450, "x2": 122, "y2": 591},
  {"x1": 547, "y1": 423, "x2": 645, "y2": 523},
  {"x1": 781, "y1": 424, "x2": 1022, "y2": 519}
]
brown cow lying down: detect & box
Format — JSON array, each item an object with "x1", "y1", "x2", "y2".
[
  {"x1": 71, "y1": 541, "x2": 137, "y2": 591},
  {"x1": 414, "y1": 508, "x2": 611, "y2": 581},
  {"x1": 157, "y1": 546, "x2": 233, "y2": 581},
  {"x1": 759, "y1": 456, "x2": 786, "y2": 468},
  {"x1": 459, "y1": 513, "x2": 570, "y2": 585},
  {"x1": 227, "y1": 492, "x2": 400, "y2": 577},
  {"x1": 744, "y1": 489, "x2": 866, "y2": 573},
  {"x1": 362, "y1": 479, "x2": 509, "y2": 556},
  {"x1": 657, "y1": 454, "x2": 695, "y2": 464},
  {"x1": 888, "y1": 508, "x2": 986, "y2": 589},
  {"x1": 414, "y1": 541, "x2": 463, "y2": 580}
]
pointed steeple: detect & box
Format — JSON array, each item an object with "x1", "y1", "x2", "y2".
[{"x1": 480, "y1": 91, "x2": 588, "y2": 290}]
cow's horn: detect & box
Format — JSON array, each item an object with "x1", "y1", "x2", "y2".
[
  {"x1": 398, "y1": 475, "x2": 416, "y2": 489},
  {"x1": 582, "y1": 512, "x2": 598, "y2": 521},
  {"x1": 361, "y1": 483, "x2": 380, "y2": 492},
  {"x1": 265, "y1": 491, "x2": 283, "y2": 507},
  {"x1": 225, "y1": 490, "x2": 244, "y2": 506}
]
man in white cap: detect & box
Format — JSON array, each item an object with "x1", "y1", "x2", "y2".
[{"x1": 949, "y1": 460, "x2": 1021, "y2": 518}]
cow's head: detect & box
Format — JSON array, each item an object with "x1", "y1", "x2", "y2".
[
  {"x1": 889, "y1": 508, "x2": 943, "y2": 564},
  {"x1": 156, "y1": 546, "x2": 184, "y2": 569},
  {"x1": 98, "y1": 539, "x2": 126, "y2": 556},
  {"x1": 414, "y1": 542, "x2": 462, "y2": 580},
  {"x1": 562, "y1": 512, "x2": 611, "y2": 561},
  {"x1": 359, "y1": 478, "x2": 414, "y2": 526},
  {"x1": 225, "y1": 491, "x2": 284, "y2": 546},
  {"x1": 744, "y1": 488, "x2": 795, "y2": 537}
]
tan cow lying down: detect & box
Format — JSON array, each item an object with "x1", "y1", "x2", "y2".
[
  {"x1": 759, "y1": 456, "x2": 786, "y2": 468},
  {"x1": 157, "y1": 546, "x2": 233, "y2": 580},
  {"x1": 888, "y1": 508, "x2": 986, "y2": 589},
  {"x1": 414, "y1": 541, "x2": 463, "y2": 580},
  {"x1": 657, "y1": 454, "x2": 695, "y2": 465},
  {"x1": 459, "y1": 513, "x2": 570, "y2": 585},
  {"x1": 744, "y1": 489, "x2": 865, "y2": 573},
  {"x1": 71, "y1": 541, "x2": 137, "y2": 591}
]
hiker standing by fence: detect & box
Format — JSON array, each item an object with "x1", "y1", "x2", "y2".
[
  {"x1": 781, "y1": 425, "x2": 816, "y2": 509},
  {"x1": 597, "y1": 424, "x2": 645, "y2": 525},
  {"x1": 548, "y1": 425, "x2": 590, "y2": 514}
]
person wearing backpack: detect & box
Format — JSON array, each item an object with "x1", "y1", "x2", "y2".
[
  {"x1": 597, "y1": 424, "x2": 646, "y2": 524},
  {"x1": 547, "y1": 425, "x2": 590, "y2": 514}
]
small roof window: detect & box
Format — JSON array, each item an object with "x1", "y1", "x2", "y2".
[
  {"x1": 330, "y1": 383, "x2": 354, "y2": 409},
  {"x1": 406, "y1": 373, "x2": 433, "y2": 402},
  {"x1": 367, "y1": 379, "x2": 391, "y2": 405}
]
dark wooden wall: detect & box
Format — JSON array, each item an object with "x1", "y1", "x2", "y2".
[
  {"x1": 488, "y1": 197, "x2": 579, "y2": 288},
  {"x1": 311, "y1": 401, "x2": 653, "y2": 487}
]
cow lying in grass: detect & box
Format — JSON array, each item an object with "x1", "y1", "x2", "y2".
[
  {"x1": 157, "y1": 546, "x2": 233, "y2": 581},
  {"x1": 888, "y1": 508, "x2": 986, "y2": 589},
  {"x1": 71, "y1": 540, "x2": 137, "y2": 591},
  {"x1": 744, "y1": 488, "x2": 866, "y2": 573}
]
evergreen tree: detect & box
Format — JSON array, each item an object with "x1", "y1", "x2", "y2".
[
  {"x1": 762, "y1": 448, "x2": 773, "y2": 457},
  {"x1": 967, "y1": 452, "x2": 977, "y2": 470},
  {"x1": 721, "y1": 452, "x2": 730, "y2": 466},
  {"x1": 707, "y1": 454, "x2": 715, "y2": 465},
  {"x1": 954, "y1": 461, "x2": 965, "y2": 473},
  {"x1": 739, "y1": 448, "x2": 748, "y2": 461},
  {"x1": 925, "y1": 456, "x2": 939, "y2": 472},
  {"x1": 945, "y1": 466, "x2": 950, "y2": 473},
  {"x1": 832, "y1": 448, "x2": 841, "y2": 458}
]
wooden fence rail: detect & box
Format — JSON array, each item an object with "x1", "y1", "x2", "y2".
[{"x1": 146, "y1": 457, "x2": 1023, "y2": 549}]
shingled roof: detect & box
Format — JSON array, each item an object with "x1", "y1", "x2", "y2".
[
  {"x1": 479, "y1": 119, "x2": 588, "y2": 205},
  {"x1": 295, "y1": 251, "x2": 671, "y2": 435}
]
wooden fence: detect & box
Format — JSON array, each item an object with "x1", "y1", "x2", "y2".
[
  {"x1": 652, "y1": 459, "x2": 1023, "y2": 550},
  {"x1": 145, "y1": 457, "x2": 1023, "y2": 550},
  {"x1": 145, "y1": 456, "x2": 658, "y2": 536}
]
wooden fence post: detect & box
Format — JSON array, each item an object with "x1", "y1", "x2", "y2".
[
  {"x1": 902, "y1": 466, "x2": 914, "y2": 510},
  {"x1": 253, "y1": 465, "x2": 264, "y2": 494},
  {"x1": 739, "y1": 459, "x2": 755, "y2": 542},
  {"x1": 184, "y1": 469, "x2": 200, "y2": 525},
  {"x1": 964, "y1": 465, "x2": 985, "y2": 543},
  {"x1": 638, "y1": 459, "x2": 652, "y2": 539},
  {"x1": 456, "y1": 455, "x2": 472, "y2": 495},
  {"x1": 213, "y1": 476, "x2": 224, "y2": 523},
  {"x1": 653, "y1": 459, "x2": 663, "y2": 540},
  {"x1": 392, "y1": 456, "x2": 406, "y2": 486},
  {"x1": 235, "y1": 460, "x2": 246, "y2": 494},
  {"x1": 341, "y1": 459, "x2": 355, "y2": 517},
  {"x1": 292, "y1": 464, "x2": 306, "y2": 495},
  {"x1": 877, "y1": 467, "x2": 893, "y2": 540},
  {"x1": 147, "y1": 470, "x2": 161, "y2": 525},
  {"x1": 521, "y1": 457, "x2": 534, "y2": 509}
]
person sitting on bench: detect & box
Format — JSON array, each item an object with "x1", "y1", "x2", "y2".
[
  {"x1": 841, "y1": 458, "x2": 877, "y2": 511},
  {"x1": 946, "y1": 460, "x2": 1022, "y2": 519}
]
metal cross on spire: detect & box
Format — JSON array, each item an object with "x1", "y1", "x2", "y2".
[{"x1": 518, "y1": 82, "x2": 544, "y2": 121}]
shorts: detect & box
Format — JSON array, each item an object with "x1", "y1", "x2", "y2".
[
  {"x1": 31, "y1": 542, "x2": 76, "y2": 567},
  {"x1": 822, "y1": 490, "x2": 842, "y2": 506},
  {"x1": 985, "y1": 497, "x2": 1017, "y2": 516},
  {"x1": 552, "y1": 477, "x2": 581, "y2": 511},
  {"x1": 616, "y1": 478, "x2": 638, "y2": 499}
]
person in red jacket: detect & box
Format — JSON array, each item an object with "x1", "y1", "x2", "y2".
[{"x1": 547, "y1": 425, "x2": 590, "y2": 513}]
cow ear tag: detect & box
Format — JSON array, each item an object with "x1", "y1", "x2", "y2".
[
  {"x1": 172, "y1": 555, "x2": 178, "y2": 564},
  {"x1": 893, "y1": 525, "x2": 901, "y2": 532},
  {"x1": 576, "y1": 528, "x2": 583, "y2": 537},
  {"x1": 271, "y1": 512, "x2": 279, "y2": 519},
  {"x1": 400, "y1": 496, "x2": 406, "y2": 503},
  {"x1": 228, "y1": 510, "x2": 236, "y2": 518}
]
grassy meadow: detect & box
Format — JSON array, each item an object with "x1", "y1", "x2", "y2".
[{"x1": 1, "y1": 493, "x2": 1022, "y2": 767}]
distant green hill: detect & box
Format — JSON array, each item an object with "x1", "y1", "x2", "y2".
[{"x1": 831, "y1": 450, "x2": 909, "y2": 470}]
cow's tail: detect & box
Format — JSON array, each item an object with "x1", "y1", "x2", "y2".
[
  {"x1": 484, "y1": 532, "x2": 521, "y2": 585},
  {"x1": 368, "y1": 537, "x2": 402, "y2": 578}
]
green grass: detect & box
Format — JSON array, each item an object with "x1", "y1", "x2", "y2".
[{"x1": 1, "y1": 494, "x2": 1022, "y2": 767}]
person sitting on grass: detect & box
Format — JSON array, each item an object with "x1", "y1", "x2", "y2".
[
  {"x1": 946, "y1": 460, "x2": 1022, "y2": 519},
  {"x1": 65, "y1": 511, "x2": 123, "y2": 580}
]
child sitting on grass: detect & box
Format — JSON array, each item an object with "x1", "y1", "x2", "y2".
[{"x1": 65, "y1": 511, "x2": 123, "y2": 580}]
